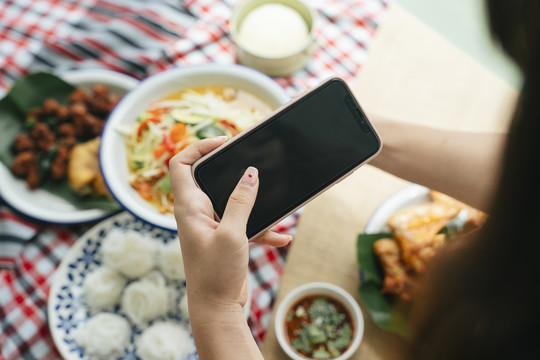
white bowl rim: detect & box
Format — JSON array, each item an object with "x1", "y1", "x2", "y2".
[
  {"x1": 364, "y1": 184, "x2": 429, "y2": 234},
  {"x1": 274, "y1": 281, "x2": 364, "y2": 360},
  {"x1": 99, "y1": 63, "x2": 290, "y2": 231},
  {"x1": 59, "y1": 68, "x2": 139, "y2": 91}
]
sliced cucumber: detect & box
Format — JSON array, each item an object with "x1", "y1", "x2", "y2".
[
  {"x1": 137, "y1": 111, "x2": 152, "y2": 122},
  {"x1": 170, "y1": 109, "x2": 207, "y2": 125},
  {"x1": 159, "y1": 173, "x2": 172, "y2": 193},
  {"x1": 132, "y1": 160, "x2": 144, "y2": 169},
  {"x1": 196, "y1": 124, "x2": 226, "y2": 139}
]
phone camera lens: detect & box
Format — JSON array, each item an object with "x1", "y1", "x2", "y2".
[{"x1": 360, "y1": 119, "x2": 371, "y2": 133}]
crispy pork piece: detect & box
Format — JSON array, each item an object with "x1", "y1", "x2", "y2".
[
  {"x1": 12, "y1": 133, "x2": 34, "y2": 152},
  {"x1": 429, "y1": 190, "x2": 488, "y2": 228},
  {"x1": 30, "y1": 122, "x2": 56, "y2": 151},
  {"x1": 51, "y1": 145, "x2": 70, "y2": 180},
  {"x1": 388, "y1": 202, "x2": 458, "y2": 273},
  {"x1": 373, "y1": 238, "x2": 415, "y2": 301},
  {"x1": 11, "y1": 151, "x2": 40, "y2": 189},
  {"x1": 68, "y1": 137, "x2": 111, "y2": 197}
]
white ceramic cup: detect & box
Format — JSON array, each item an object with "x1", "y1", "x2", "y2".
[{"x1": 230, "y1": 0, "x2": 317, "y2": 77}]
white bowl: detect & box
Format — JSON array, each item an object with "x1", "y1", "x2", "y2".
[
  {"x1": 100, "y1": 64, "x2": 290, "y2": 231},
  {"x1": 275, "y1": 282, "x2": 364, "y2": 360},
  {"x1": 230, "y1": 0, "x2": 317, "y2": 77},
  {"x1": 0, "y1": 68, "x2": 138, "y2": 225}
]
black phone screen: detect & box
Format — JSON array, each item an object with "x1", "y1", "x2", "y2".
[{"x1": 193, "y1": 78, "x2": 381, "y2": 238}]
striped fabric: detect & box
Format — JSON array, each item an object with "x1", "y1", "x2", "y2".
[
  {"x1": 0, "y1": 0, "x2": 387, "y2": 358},
  {"x1": 0, "y1": 0, "x2": 387, "y2": 95},
  {"x1": 0, "y1": 210, "x2": 39, "y2": 270}
]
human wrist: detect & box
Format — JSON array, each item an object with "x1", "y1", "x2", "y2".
[
  {"x1": 188, "y1": 293, "x2": 262, "y2": 360},
  {"x1": 188, "y1": 290, "x2": 245, "y2": 324}
]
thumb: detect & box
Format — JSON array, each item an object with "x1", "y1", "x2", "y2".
[{"x1": 220, "y1": 167, "x2": 259, "y2": 231}]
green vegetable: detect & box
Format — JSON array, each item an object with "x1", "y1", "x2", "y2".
[
  {"x1": 305, "y1": 323, "x2": 327, "y2": 344},
  {"x1": 312, "y1": 346, "x2": 331, "y2": 360},
  {"x1": 159, "y1": 173, "x2": 172, "y2": 193},
  {"x1": 292, "y1": 331, "x2": 312, "y2": 353},
  {"x1": 137, "y1": 111, "x2": 152, "y2": 122},
  {"x1": 170, "y1": 109, "x2": 207, "y2": 124},
  {"x1": 332, "y1": 323, "x2": 352, "y2": 349},
  {"x1": 196, "y1": 124, "x2": 226, "y2": 139},
  {"x1": 313, "y1": 297, "x2": 329, "y2": 307},
  {"x1": 324, "y1": 323, "x2": 337, "y2": 339},
  {"x1": 132, "y1": 160, "x2": 143, "y2": 169},
  {"x1": 327, "y1": 343, "x2": 341, "y2": 358}
]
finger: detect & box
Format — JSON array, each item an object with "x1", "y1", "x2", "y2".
[
  {"x1": 251, "y1": 230, "x2": 292, "y2": 247},
  {"x1": 173, "y1": 136, "x2": 228, "y2": 167},
  {"x1": 219, "y1": 167, "x2": 259, "y2": 232},
  {"x1": 169, "y1": 137, "x2": 227, "y2": 200}
]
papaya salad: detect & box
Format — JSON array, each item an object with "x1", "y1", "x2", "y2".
[{"x1": 123, "y1": 86, "x2": 272, "y2": 213}]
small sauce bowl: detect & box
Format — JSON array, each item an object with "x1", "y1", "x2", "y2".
[
  {"x1": 230, "y1": 0, "x2": 317, "y2": 77},
  {"x1": 275, "y1": 282, "x2": 364, "y2": 360}
]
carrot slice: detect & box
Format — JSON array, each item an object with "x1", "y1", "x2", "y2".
[
  {"x1": 135, "y1": 182, "x2": 153, "y2": 200},
  {"x1": 154, "y1": 144, "x2": 166, "y2": 159},
  {"x1": 170, "y1": 123, "x2": 187, "y2": 142}
]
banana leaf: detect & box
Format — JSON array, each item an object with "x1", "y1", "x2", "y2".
[
  {"x1": 356, "y1": 233, "x2": 410, "y2": 337},
  {"x1": 0, "y1": 72, "x2": 119, "y2": 210}
]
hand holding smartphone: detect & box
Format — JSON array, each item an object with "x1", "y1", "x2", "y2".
[{"x1": 192, "y1": 78, "x2": 381, "y2": 240}]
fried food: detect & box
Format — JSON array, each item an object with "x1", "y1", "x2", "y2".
[
  {"x1": 429, "y1": 190, "x2": 488, "y2": 228},
  {"x1": 51, "y1": 145, "x2": 70, "y2": 180},
  {"x1": 68, "y1": 138, "x2": 111, "y2": 197},
  {"x1": 374, "y1": 191, "x2": 488, "y2": 301},
  {"x1": 373, "y1": 238, "x2": 415, "y2": 301},
  {"x1": 388, "y1": 203, "x2": 458, "y2": 273},
  {"x1": 11, "y1": 151, "x2": 40, "y2": 189},
  {"x1": 30, "y1": 122, "x2": 56, "y2": 151},
  {"x1": 10, "y1": 84, "x2": 120, "y2": 195},
  {"x1": 12, "y1": 133, "x2": 34, "y2": 152}
]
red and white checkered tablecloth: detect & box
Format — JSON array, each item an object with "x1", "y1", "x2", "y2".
[{"x1": 0, "y1": 0, "x2": 387, "y2": 358}]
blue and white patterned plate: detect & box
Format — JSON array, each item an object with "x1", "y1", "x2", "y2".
[{"x1": 48, "y1": 212, "x2": 199, "y2": 360}]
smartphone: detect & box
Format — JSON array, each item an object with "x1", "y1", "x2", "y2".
[{"x1": 192, "y1": 77, "x2": 382, "y2": 239}]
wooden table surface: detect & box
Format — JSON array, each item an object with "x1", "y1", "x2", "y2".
[{"x1": 261, "y1": 2, "x2": 518, "y2": 359}]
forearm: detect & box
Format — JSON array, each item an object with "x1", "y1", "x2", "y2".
[
  {"x1": 369, "y1": 116, "x2": 506, "y2": 212},
  {"x1": 189, "y1": 297, "x2": 263, "y2": 360}
]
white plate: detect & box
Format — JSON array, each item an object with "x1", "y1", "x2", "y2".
[
  {"x1": 100, "y1": 64, "x2": 290, "y2": 231},
  {"x1": 364, "y1": 184, "x2": 430, "y2": 234},
  {"x1": 48, "y1": 211, "x2": 251, "y2": 360},
  {"x1": 0, "y1": 69, "x2": 139, "y2": 225}
]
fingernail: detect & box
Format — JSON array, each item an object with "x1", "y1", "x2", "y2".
[
  {"x1": 241, "y1": 166, "x2": 258, "y2": 186},
  {"x1": 216, "y1": 136, "x2": 228, "y2": 141}
]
